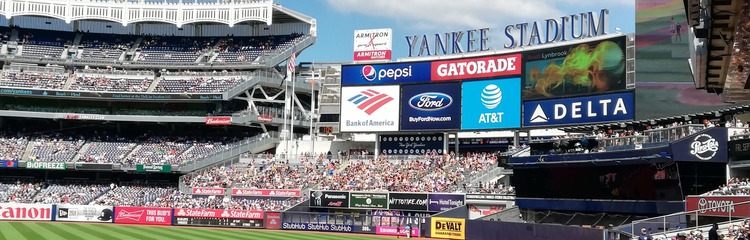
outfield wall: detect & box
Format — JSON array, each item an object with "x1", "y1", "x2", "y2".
[{"x1": 0, "y1": 203, "x2": 610, "y2": 240}]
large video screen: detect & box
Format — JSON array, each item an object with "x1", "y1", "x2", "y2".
[
  {"x1": 513, "y1": 162, "x2": 683, "y2": 201},
  {"x1": 522, "y1": 36, "x2": 627, "y2": 100}
]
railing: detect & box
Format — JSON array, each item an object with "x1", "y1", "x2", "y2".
[
  {"x1": 642, "y1": 124, "x2": 705, "y2": 143},
  {"x1": 260, "y1": 35, "x2": 315, "y2": 68},
  {"x1": 597, "y1": 135, "x2": 649, "y2": 148},
  {"x1": 628, "y1": 200, "x2": 750, "y2": 238},
  {"x1": 731, "y1": 132, "x2": 750, "y2": 140},
  {"x1": 177, "y1": 132, "x2": 280, "y2": 172}
]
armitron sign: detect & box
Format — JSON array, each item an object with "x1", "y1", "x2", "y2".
[{"x1": 685, "y1": 196, "x2": 750, "y2": 218}]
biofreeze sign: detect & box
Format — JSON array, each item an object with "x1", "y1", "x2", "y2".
[{"x1": 523, "y1": 91, "x2": 634, "y2": 127}]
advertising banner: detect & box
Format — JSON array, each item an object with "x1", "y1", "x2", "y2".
[
  {"x1": 431, "y1": 53, "x2": 522, "y2": 81},
  {"x1": 375, "y1": 226, "x2": 421, "y2": 237},
  {"x1": 468, "y1": 205, "x2": 505, "y2": 220},
  {"x1": 670, "y1": 127, "x2": 728, "y2": 162},
  {"x1": 0, "y1": 203, "x2": 53, "y2": 221},
  {"x1": 0, "y1": 160, "x2": 17, "y2": 168},
  {"x1": 428, "y1": 194, "x2": 466, "y2": 212},
  {"x1": 113, "y1": 206, "x2": 172, "y2": 225},
  {"x1": 400, "y1": 82, "x2": 461, "y2": 131},
  {"x1": 231, "y1": 189, "x2": 301, "y2": 197},
  {"x1": 378, "y1": 133, "x2": 444, "y2": 155},
  {"x1": 191, "y1": 188, "x2": 225, "y2": 196},
  {"x1": 465, "y1": 194, "x2": 515, "y2": 201},
  {"x1": 174, "y1": 208, "x2": 264, "y2": 220},
  {"x1": 135, "y1": 164, "x2": 172, "y2": 173},
  {"x1": 281, "y1": 222, "x2": 357, "y2": 233},
  {"x1": 0, "y1": 87, "x2": 223, "y2": 101},
  {"x1": 266, "y1": 212, "x2": 282, "y2": 229},
  {"x1": 340, "y1": 85, "x2": 400, "y2": 132},
  {"x1": 461, "y1": 78, "x2": 522, "y2": 130},
  {"x1": 310, "y1": 191, "x2": 350, "y2": 208},
  {"x1": 349, "y1": 192, "x2": 389, "y2": 209},
  {"x1": 74, "y1": 163, "x2": 113, "y2": 171},
  {"x1": 388, "y1": 193, "x2": 428, "y2": 211},
  {"x1": 523, "y1": 91, "x2": 635, "y2": 127},
  {"x1": 353, "y1": 28, "x2": 393, "y2": 61},
  {"x1": 341, "y1": 62, "x2": 430, "y2": 86},
  {"x1": 431, "y1": 217, "x2": 466, "y2": 240},
  {"x1": 729, "y1": 138, "x2": 750, "y2": 158},
  {"x1": 205, "y1": 116, "x2": 232, "y2": 125},
  {"x1": 685, "y1": 196, "x2": 750, "y2": 218},
  {"x1": 25, "y1": 161, "x2": 66, "y2": 170},
  {"x1": 522, "y1": 36, "x2": 627, "y2": 100},
  {"x1": 56, "y1": 204, "x2": 114, "y2": 222}
]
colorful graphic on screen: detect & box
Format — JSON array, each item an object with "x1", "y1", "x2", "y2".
[{"x1": 523, "y1": 37, "x2": 626, "y2": 100}]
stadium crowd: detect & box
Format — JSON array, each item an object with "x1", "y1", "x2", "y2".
[{"x1": 704, "y1": 178, "x2": 750, "y2": 196}]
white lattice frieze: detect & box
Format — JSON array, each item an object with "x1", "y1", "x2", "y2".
[{"x1": 0, "y1": 0, "x2": 272, "y2": 26}]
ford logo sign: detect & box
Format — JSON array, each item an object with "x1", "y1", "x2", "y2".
[{"x1": 409, "y1": 92, "x2": 453, "y2": 111}]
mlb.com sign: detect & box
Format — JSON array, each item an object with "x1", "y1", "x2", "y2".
[
  {"x1": 523, "y1": 91, "x2": 635, "y2": 127},
  {"x1": 341, "y1": 62, "x2": 430, "y2": 86},
  {"x1": 353, "y1": 28, "x2": 393, "y2": 61}
]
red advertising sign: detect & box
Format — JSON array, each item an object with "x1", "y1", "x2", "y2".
[
  {"x1": 685, "y1": 196, "x2": 750, "y2": 218},
  {"x1": 205, "y1": 116, "x2": 232, "y2": 125},
  {"x1": 174, "y1": 208, "x2": 264, "y2": 220},
  {"x1": 0, "y1": 203, "x2": 53, "y2": 221},
  {"x1": 114, "y1": 207, "x2": 172, "y2": 225},
  {"x1": 231, "y1": 189, "x2": 301, "y2": 197},
  {"x1": 257, "y1": 115, "x2": 273, "y2": 122},
  {"x1": 266, "y1": 212, "x2": 281, "y2": 229},
  {"x1": 431, "y1": 53, "x2": 522, "y2": 81},
  {"x1": 192, "y1": 188, "x2": 225, "y2": 195}
]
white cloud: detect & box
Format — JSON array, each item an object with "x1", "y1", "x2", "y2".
[{"x1": 326, "y1": 0, "x2": 632, "y2": 31}]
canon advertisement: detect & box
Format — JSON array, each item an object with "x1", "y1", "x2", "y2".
[
  {"x1": 670, "y1": 127, "x2": 728, "y2": 162},
  {"x1": 310, "y1": 191, "x2": 350, "y2": 208},
  {"x1": 388, "y1": 193, "x2": 429, "y2": 211},
  {"x1": 0, "y1": 203, "x2": 53, "y2": 221},
  {"x1": 431, "y1": 53, "x2": 522, "y2": 81},
  {"x1": 685, "y1": 196, "x2": 750, "y2": 218},
  {"x1": 56, "y1": 204, "x2": 113, "y2": 222},
  {"x1": 428, "y1": 194, "x2": 466, "y2": 212},
  {"x1": 340, "y1": 85, "x2": 400, "y2": 132},
  {"x1": 341, "y1": 62, "x2": 430, "y2": 86},
  {"x1": 174, "y1": 208, "x2": 265, "y2": 228},
  {"x1": 378, "y1": 133, "x2": 444, "y2": 155},
  {"x1": 522, "y1": 36, "x2": 626, "y2": 100},
  {"x1": 461, "y1": 78, "x2": 522, "y2": 130},
  {"x1": 353, "y1": 28, "x2": 393, "y2": 61},
  {"x1": 523, "y1": 91, "x2": 635, "y2": 127},
  {"x1": 114, "y1": 206, "x2": 172, "y2": 225},
  {"x1": 400, "y1": 82, "x2": 461, "y2": 131}
]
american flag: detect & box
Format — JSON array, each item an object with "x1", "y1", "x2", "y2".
[{"x1": 287, "y1": 50, "x2": 296, "y2": 74}]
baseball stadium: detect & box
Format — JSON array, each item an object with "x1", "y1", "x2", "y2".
[{"x1": 0, "y1": 0, "x2": 746, "y2": 239}]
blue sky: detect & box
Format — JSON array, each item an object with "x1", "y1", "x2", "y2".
[{"x1": 276, "y1": 0, "x2": 635, "y2": 64}]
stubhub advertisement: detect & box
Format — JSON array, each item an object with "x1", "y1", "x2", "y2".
[
  {"x1": 523, "y1": 91, "x2": 635, "y2": 127},
  {"x1": 461, "y1": 78, "x2": 521, "y2": 130},
  {"x1": 340, "y1": 85, "x2": 400, "y2": 132},
  {"x1": 401, "y1": 82, "x2": 461, "y2": 131},
  {"x1": 341, "y1": 62, "x2": 430, "y2": 86}
]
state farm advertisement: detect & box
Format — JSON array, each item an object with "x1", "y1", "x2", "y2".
[
  {"x1": 0, "y1": 203, "x2": 53, "y2": 221},
  {"x1": 114, "y1": 207, "x2": 172, "y2": 225},
  {"x1": 174, "y1": 208, "x2": 264, "y2": 220},
  {"x1": 192, "y1": 188, "x2": 225, "y2": 196},
  {"x1": 205, "y1": 116, "x2": 232, "y2": 126},
  {"x1": 231, "y1": 189, "x2": 301, "y2": 197},
  {"x1": 431, "y1": 53, "x2": 522, "y2": 81},
  {"x1": 685, "y1": 196, "x2": 750, "y2": 218}
]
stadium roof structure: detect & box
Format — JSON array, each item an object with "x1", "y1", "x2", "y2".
[{"x1": 0, "y1": 0, "x2": 316, "y2": 28}]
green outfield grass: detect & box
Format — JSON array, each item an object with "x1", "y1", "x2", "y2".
[{"x1": 0, "y1": 221, "x2": 389, "y2": 240}]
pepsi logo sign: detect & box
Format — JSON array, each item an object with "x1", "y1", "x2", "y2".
[
  {"x1": 409, "y1": 92, "x2": 453, "y2": 111},
  {"x1": 362, "y1": 65, "x2": 376, "y2": 81}
]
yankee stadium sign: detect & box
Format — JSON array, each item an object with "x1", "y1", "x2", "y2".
[{"x1": 405, "y1": 9, "x2": 609, "y2": 57}]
